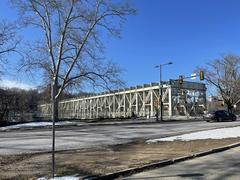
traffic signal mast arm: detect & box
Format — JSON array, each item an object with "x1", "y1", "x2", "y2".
[
  {"x1": 177, "y1": 71, "x2": 204, "y2": 85},
  {"x1": 180, "y1": 71, "x2": 204, "y2": 81}
]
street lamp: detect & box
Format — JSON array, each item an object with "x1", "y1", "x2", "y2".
[{"x1": 155, "y1": 61, "x2": 173, "y2": 121}]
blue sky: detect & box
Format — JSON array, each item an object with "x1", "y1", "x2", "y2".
[{"x1": 1, "y1": 0, "x2": 240, "y2": 90}]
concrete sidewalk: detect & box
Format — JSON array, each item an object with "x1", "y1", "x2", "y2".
[{"x1": 122, "y1": 146, "x2": 240, "y2": 180}]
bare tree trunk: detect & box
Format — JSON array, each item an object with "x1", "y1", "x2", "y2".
[
  {"x1": 227, "y1": 103, "x2": 233, "y2": 113},
  {"x1": 223, "y1": 99, "x2": 232, "y2": 113},
  {"x1": 10, "y1": 0, "x2": 135, "y2": 177},
  {"x1": 51, "y1": 80, "x2": 58, "y2": 178},
  {"x1": 0, "y1": 105, "x2": 8, "y2": 122}
]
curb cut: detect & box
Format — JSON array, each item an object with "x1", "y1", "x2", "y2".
[{"x1": 89, "y1": 142, "x2": 240, "y2": 180}]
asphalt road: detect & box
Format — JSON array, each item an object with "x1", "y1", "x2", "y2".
[
  {"x1": 123, "y1": 146, "x2": 240, "y2": 180},
  {"x1": 0, "y1": 120, "x2": 240, "y2": 155}
]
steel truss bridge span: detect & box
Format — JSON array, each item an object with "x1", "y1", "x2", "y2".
[{"x1": 39, "y1": 81, "x2": 206, "y2": 120}]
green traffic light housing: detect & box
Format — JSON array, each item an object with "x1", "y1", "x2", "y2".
[
  {"x1": 179, "y1": 75, "x2": 184, "y2": 84},
  {"x1": 200, "y1": 71, "x2": 204, "y2": 80}
]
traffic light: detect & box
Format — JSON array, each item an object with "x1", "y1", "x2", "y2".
[
  {"x1": 200, "y1": 71, "x2": 204, "y2": 80},
  {"x1": 179, "y1": 75, "x2": 184, "y2": 85}
]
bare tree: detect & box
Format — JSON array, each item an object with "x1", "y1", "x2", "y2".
[
  {"x1": 11, "y1": 0, "x2": 135, "y2": 177},
  {"x1": 199, "y1": 54, "x2": 240, "y2": 113},
  {"x1": 0, "y1": 89, "x2": 13, "y2": 123},
  {"x1": 0, "y1": 87, "x2": 40, "y2": 124},
  {"x1": 12, "y1": 0, "x2": 135, "y2": 119},
  {"x1": 0, "y1": 22, "x2": 18, "y2": 75}
]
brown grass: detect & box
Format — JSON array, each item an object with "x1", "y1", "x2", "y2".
[{"x1": 0, "y1": 138, "x2": 240, "y2": 179}]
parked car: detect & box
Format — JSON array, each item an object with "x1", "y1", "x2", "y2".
[{"x1": 204, "y1": 110, "x2": 237, "y2": 122}]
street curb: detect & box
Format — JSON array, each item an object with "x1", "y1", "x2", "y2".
[
  {"x1": 89, "y1": 141, "x2": 240, "y2": 180},
  {"x1": 84, "y1": 119, "x2": 202, "y2": 127},
  {"x1": 0, "y1": 119, "x2": 204, "y2": 132}
]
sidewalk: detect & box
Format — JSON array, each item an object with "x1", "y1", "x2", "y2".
[{"x1": 122, "y1": 145, "x2": 240, "y2": 179}]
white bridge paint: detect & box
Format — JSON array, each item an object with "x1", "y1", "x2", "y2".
[{"x1": 39, "y1": 81, "x2": 206, "y2": 120}]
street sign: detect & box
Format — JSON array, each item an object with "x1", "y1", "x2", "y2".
[{"x1": 191, "y1": 73, "x2": 197, "y2": 80}]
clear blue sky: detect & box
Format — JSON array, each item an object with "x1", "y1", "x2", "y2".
[{"x1": 1, "y1": 0, "x2": 240, "y2": 89}]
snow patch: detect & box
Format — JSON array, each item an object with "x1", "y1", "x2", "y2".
[
  {"x1": 38, "y1": 175, "x2": 79, "y2": 180},
  {"x1": 147, "y1": 126, "x2": 240, "y2": 143},
  {"x1": 0, "y1": 121, "x2": 76, "y2": 131}
]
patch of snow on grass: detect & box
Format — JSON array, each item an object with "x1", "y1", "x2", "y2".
[
  {"x1": 147, "y1": 126, "x2": 240, "y2": 143},
  {"x1": 50, "y1": 176, "x2": 79, "y2": 180},
  {"x1": 38, "y1": 176, "x2": 79, "y2": 180},
  {"x1": 0, "y1": 121, "x2": 76, "y2": 131}
]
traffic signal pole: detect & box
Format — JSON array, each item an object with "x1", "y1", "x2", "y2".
[
  {"x1": 160, "y1": 64, "x2": 163, "y2": 121},
  {"x1": 155, "y1": 62, "x2": 173, "y2": 122}
]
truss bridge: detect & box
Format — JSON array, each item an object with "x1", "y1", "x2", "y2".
[{"x1": 39, "y1": 81, "x2": 206, "y2": 120}]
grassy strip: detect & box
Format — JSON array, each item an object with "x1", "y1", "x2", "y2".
[{"x1": 1, "y1": 138, "x2": 240, "y2": 179}]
